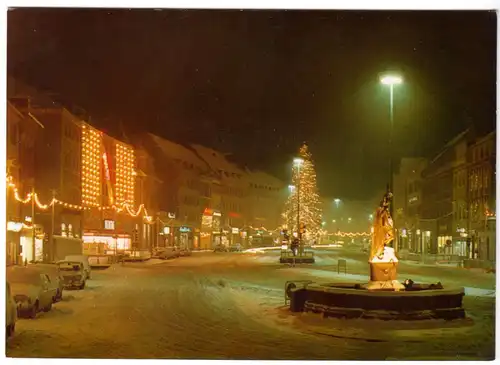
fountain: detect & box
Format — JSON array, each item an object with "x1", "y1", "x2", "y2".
[{"x1": 285, "y1": 191, "x2": 466, "y2": 320}]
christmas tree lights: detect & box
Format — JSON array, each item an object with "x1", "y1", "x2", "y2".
[{"x1": 282, "y1": 143, "x2": 323, "y2": 240}]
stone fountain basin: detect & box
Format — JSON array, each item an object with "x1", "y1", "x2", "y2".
[{"x1": 289, "y1": 282, "x2": 465, "y2": 320}]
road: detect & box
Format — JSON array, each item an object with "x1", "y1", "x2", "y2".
[{"x1": 6, "y1": 249, "x2": 495, "y2": 360}]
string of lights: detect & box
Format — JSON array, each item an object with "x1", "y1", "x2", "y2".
[
  {"x1": 333, "y1": 232, "x2": 372, "y2": 237},
  {"x1": 6, "y1": 175, "x2": 153, "y2": 222}
]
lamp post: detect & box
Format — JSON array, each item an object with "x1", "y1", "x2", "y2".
[
  {"x1": 380, "y1": 73, "x2": 403, "y2": 203},
  {"x1": 293, "y1": 157, "x2": 304, "y2": 255},
  {"x1": 31, "y1": 187, "x2": 36, "y2": 263},
  {"x1": 380, "y1": 73, "x2": 403, "y2": 250},
  {"x1": 50, "y1": 189, "x2": 57, "y2": 263}
]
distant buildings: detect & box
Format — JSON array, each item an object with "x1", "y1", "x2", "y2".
[
  {"x1": 6, "y1": 78, "x2": 286, "y2": 262},
  {"x1": 6, "y1": 88, "x2": 287, "y2": 262},
  {"x1": 393, "y1": 129, "x2": 496, "y2": 263},
  {"x1": 393, "y1": 158, "x2": 427, "y2": 252}
]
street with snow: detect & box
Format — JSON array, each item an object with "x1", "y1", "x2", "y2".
[{"x1": 6, "y1": 248, "x2": 495, "y2": 360}]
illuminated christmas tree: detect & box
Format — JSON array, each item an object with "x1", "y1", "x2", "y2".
[{"x1": 282, "y1": 143, "x2": 322, "y2": 240}]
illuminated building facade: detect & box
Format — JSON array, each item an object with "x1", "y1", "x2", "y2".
[
  {"x1": 81, "y1": 124, "x2": 139, "y2": 253},
  {"x1": 81, "y1": 124, "x2": 102, "y2": 207},
  {"x1": 115, "y1": 143, "x2": 135, "y2": 207}
]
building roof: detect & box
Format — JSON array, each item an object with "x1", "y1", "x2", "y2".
[
  {"x1": 430, "y1": 129, "x2": 470, "y2": 164},
  {"x1": 191, "y1": 144, "x2": 245, "y2": 177},
  {"x1": 148, "y1": 134, "x2": 207, "y2": 169},
  {"x1": 246, "y1": 169, "x2": 284, "y2": 188}
]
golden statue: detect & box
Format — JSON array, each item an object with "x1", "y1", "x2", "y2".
[{"x1": 370, "y1": 192, "x2": 395, "y2": 262}]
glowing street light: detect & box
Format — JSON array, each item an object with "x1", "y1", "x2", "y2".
[
  {"x1": 288, "y1": 185, "x2": 296, "y2": 192},
  {"x1": 293, "y1": 158, "x2": 304, "y2": 166},
  {"x1": 379, "y1": 72, "x2": 403, "y2": 215},
  {"x1": 380, "y1": 75, "x2": 403, "y2": 85},
  {"x1": 293, "y1": 157, "x2": 304, "y2": 254}
]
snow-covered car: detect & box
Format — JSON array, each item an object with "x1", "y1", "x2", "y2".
[
  {"x1": 65, "y1": 255, "x2": 91, "y2": 280},
  {"x1": 28, "y1": 263, "x2": 64, "y2": 302},
  {"x1": 57, "y1": 261, "x2": 86, "y2": 289},
  {"x1": 124, "y1": 250, "x2": 152, "y2": 262},
  {"x1": 6, "y1": 281, "x2": 17, "y2": 338},
  {"x1": 228, "y1": 244, "x2": 242, "y2": 252},
  {"x1": 158, "y1": 247, "x2": 180, "y2": 260},
  {"x1": 88, "y1": 255, "x2": 112, "y2": 268},
  {"x1": 214, "y1": 244, "x2": 228, "y2": 253},
  {"x1": 7, "y1": 268, "x2": 54, "y2": 318},
  {"x1": 178, "y1": 248, "x2": 192, "y2": 257}
]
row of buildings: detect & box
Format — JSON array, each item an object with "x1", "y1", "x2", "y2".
[
  {"x1": 5, "y1": 78, "x2": 286, "y2": 264},
  {"x1": 393, "y1": 129, "x2": 496, "y2": 262}
]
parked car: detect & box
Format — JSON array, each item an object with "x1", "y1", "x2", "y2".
[
  {"x1": 6, "y1": 281, "x2": 17, "y2": 338},
  {"x1": 57, "y1": 261, "x2": 86, "y2": 289},
  {"x1": 7, "y1": 267, "x2": 54, "y2": 318},
  {"x1": 65, "y1": 255, "x2": 91, "y2": 280},
  {"x1": 158, "y1": 247, "x2": 180, "y2": 260},
  {"x1": 214, "y1": 244, "x2": 228, "y2": 253},
  {"x1": 29, "y1": 263, "x2": 64, "y2": 302},
  {"x1": 88, "y1": 255, "x2": 112, "y2": 269},
  {"x1": 178, "y1": 247, "x2": 192, "y2": 257},
  {"x1": 124, "y1": 250, "x2": 152, "y2": 262},
  {"x1": 228, "y1": 244, "x2": 242, "y2": 252}
]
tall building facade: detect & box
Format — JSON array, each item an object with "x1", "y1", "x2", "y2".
[
  {"x1": 393, "y1": 158, "x2": 427, "y2": 252},
  {"x1": 142, "y1": 133, "x2": 210, "y2": 250},
  {"x1": 246, "y1": 170, "x2": 286, "y2": 246},
  {"x1": 468, "y1": 131, "x2": 496, "y2": 260},
  {"x1": 81, "y1": 122, "x2": 150, "y2": 254},
  {"x1": 191, "y1": 145, "x2": 247, "y2": 248},
  {"x1": 420, "y1": 131, "x2": 471, "y2": 255}
]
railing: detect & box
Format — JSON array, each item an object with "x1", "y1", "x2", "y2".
[{"x1": 280, "y1": 250, "x2": 315, "y2": 259}]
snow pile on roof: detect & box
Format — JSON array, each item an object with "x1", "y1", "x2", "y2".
[
  {"x1": 247, "y1": 169, "x2": 284, "y2": 189},
  {"x1": 191, "y1": 144, "x2": 245, "y2": 176},
  {"x1": 149, "y1": 133, "x2": 207, "y2": 169}
]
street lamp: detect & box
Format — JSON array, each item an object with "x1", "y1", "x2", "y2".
[
  {"x1": 293, "y1": 157, "x2": 304, "y2": 255},
  {"x1": 334, "y1": 198, "x2": 341, "y2": 208},
  {"x1": 288, "y1": 185, "x2": 296, "y2": 193},
  {"x1": 380, "y1": 72, "x2": 403, "y2": 210}
]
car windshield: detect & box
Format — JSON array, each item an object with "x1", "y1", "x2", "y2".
[{"x1": 58, "y1": 262, "x2": 82, "y2": 271}]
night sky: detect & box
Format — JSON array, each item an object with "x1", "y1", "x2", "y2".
[{"x1": 7, "y1": 9, "x2": 497, "y2": 200}]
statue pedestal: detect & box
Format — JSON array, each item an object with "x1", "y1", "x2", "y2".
[
  {"x1": 369, "y1": 261, "x2": 398, "y2": 281},
  {"x1": 365, "y1": 262, "x2": 404, "y2": 291}
]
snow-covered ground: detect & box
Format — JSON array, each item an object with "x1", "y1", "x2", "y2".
[{"x1": 6, "y1": 249, "x2": 495, "y2": 360}]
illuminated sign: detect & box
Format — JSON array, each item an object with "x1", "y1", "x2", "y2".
[
  {"x1": 7, "y1": 222, "x2": 23, "y2": 232},
  {"x1": 102, "y1": 152, "x2": 111, "y2": 181},
  {"x1": 25, "y1": 216, "x2": 32, "y2": 222},
  {"x1": 168, "y1": 212, "x2": 176, "y2": 219},
  {"x1": 104, "y1": 220, "x2": 115, "y2": 230},
  {"x1": 232, "y1": 228, "x2": 239, "y2": 234},
  {"x1": 213, "y1": 211, "x2": 221, "y2": 217},
  {"x1": 163, "y1": 227, "x2": 170, "y2": 234},
  {"x1": 203, "y1": 208, "x2": 213, "y2": 216},
  {"x1": 179, "y1": 226, "x2": 191, "y2": 233}
]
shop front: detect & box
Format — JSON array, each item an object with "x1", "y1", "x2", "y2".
[
  {"x1": 174, "y1": 226, "x2": 194, "y2": 250},
  {"x1": 200, "y1": 208, "x2": 222, "y2": 249},
  {"x1": 83, "y1": 230, "x2": 132, "y2": 255}
]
